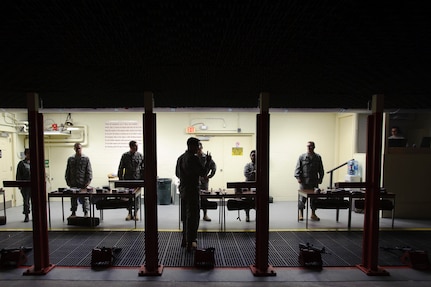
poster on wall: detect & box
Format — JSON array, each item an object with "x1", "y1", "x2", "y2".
[
  {"x1": 105, "y1": 121, "x2": 143, "y2": 149},
  {"x1": 232, "y1": 147, "x2": 243, "y2": 156}
]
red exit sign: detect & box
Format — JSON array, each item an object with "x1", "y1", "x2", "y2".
[{"x1": 186, "y1": 126, "x2": 195, "y2": 133}]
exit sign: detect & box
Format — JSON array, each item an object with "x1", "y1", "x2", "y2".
[{"x1": 186, "y1": 126, "x2": 195, "y2": 133}]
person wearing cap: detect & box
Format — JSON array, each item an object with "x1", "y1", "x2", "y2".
[
  {"x1": 175, "y1": 137, "x2": 213, "y2": 252},
  {"x1": 294, "y1": 141, "x2": 324, "y2": 221}
]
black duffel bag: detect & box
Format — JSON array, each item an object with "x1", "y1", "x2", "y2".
[
  {"x1": 354, "y1": 199, "x2": 393, "y2": 210},
  {"x1": 67, "y1": 216, "x2": 100, "y2": 226},
  {"x1": 95, "y1": 198, "x2": 130, "y2": 210},
  {"x1": 226, "y1": 199, "x2": 254, "y2": 210},
  {"x1": 0, "y1": 216, "x2": 6, "y2": 225},
  {"x1": 201, "y1": 200, "x2": 218, "y2": 210},
  {"x1": 313, "y1": 198, "x2": 350, "y2": 209}
]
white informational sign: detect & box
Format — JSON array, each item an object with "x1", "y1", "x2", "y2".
[{"x1": 104, "y1": 121, "x2": 143, "y2": 149}]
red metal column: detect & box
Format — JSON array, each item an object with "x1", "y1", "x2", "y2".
[
  {"x1": 251, "y1": 92, "x2": 276, "y2": 276},
  {"x1": 24, "y1": 93, "x2": 55, "y2": 275},
  {"x1": 139, "y1": 92, "x2": 163, "y2": 276},
  {"x1": 357, "y1": 94, "x2": 389, "y2": 276}
]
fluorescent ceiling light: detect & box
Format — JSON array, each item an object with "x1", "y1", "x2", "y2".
[{"x1": 44, "y1": 131, "x2": 71, "y2": 135}]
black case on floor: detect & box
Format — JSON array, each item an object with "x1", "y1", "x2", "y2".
[
  {"x1": 194, "y1": 247, "x2": 215, "y2": 269},
  {"x1": 67, "y1": 216, "x2": 100, "y2": 226}
]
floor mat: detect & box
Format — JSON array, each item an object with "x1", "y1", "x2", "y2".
[{"x1": 1, "y1": 231, "x2": 430, "y2": 268}]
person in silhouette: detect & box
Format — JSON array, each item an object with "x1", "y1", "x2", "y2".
[
  {"x1": 16, "y1": 148, "x2": 31, "y2": 222},
  {"x1": 176, "y1": 137, "x2": 212, "y2": 252}
]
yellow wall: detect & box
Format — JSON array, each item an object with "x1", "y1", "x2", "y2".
[{"x1": 1, "y1": 110, "x2": 361, "y2": 203}]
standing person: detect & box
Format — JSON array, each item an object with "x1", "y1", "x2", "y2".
[
  {"x1": 294, "y1": 141, "x2": 324, "y2": 221},
  {"x1": 16, "y1": 148, "x2": 31, "y2": 222},
  {"x1": 65, "y1": 142, "x2": 92, "y2": 217},
  {"x1": 198, "y1": 142, "x2": 217, "y2": 222},
  {"x1": 243, "y1": 150, "x2": 256, "y2": 222},
  {"x1": 117, "y1": 140, "x2": 144, "y2": 221},
  {"x1": 176, "y1": 137, "x2": 212, "y2": 252}
]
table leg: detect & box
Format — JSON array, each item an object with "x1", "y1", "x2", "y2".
[
  {"x1": 297, "y1": 194, "x2": 300, "y2": 222},
  {"x1": 223, "y1": 197, "x2": 226, "y2": 232},
  {"x1": 90, "y1": 196, "x2": 93, "y2": 226},
  {"x1": 1, "y1": 191, "x2": 5, "y2": 217},
  {"x1": 85, "y1": 196, "x2": 93, "y2": 228},
  {"x1": 134, "y1": 199, "x2": 136, "y2": 229},
  {"x1": 61, "y1": 197, "x2": 64, "y2": 222},
  {"x1": 178, "y1": 197, "x2": 181, "y2": 229},
  {"x1": 305, "y1": 197, "x2": 309, "y2": 229},
  {"x1": 348, "y1": 197, "x2": 353, "y2": 229},
  {"x1": 48, "y1": 196, "x2": 51, "y2": 229},
  {"x1": 391, "y1": 198, "x2": 395, "y2": 229},
  {"x1": 220, "y1": 197, "x2": 224, "y2": 232},
  {"x1": 134, "y1": 195, "x2": 138, "y2": 229},
  {"x1": 140, "y1": 194, "x2": 142, "y2": 222},
  {"x1": 218, "y1": 198, "x2": 221, "y2": 229}
]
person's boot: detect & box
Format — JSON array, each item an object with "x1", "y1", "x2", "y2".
[
  {"x1": 187, "y1": 241, "x2": 198, "y2": 252},
  {"x1": 125, "y1": 213, "x2": 132, "y2": 221},
  {"x1": 203, "y1": 211, "x2": 211, "y2": 221},
  {"x1": 24, "y1": 215, "x2": 29, "y2": 222},
  {"x1": 298, "y1": 209, "x2": 304, "y2": 221},
  {"x1": 310, "y1": 212, "x2": 320, "y2": 221}
]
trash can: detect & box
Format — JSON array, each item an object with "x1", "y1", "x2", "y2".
[{"x1": 157, "y1": 178, "x2": 172, "y2": 205}]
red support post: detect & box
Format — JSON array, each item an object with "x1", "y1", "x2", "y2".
[
  {"x1": 139, "y1": 92, "x2": 163, "y2": 276},
  {"x1": 250, "y1": 92, "x2": 276, "y2": 276},
  {"x1": 23, "y1": 93, "x2": 55, "y2": 275},
  {"x1": 357, "y1": 94, "x2": 389, "y2": 276}
]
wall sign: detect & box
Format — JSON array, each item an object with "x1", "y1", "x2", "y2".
[
  {"x1": 105, "y1": 121, "x2": 143, "y2": 149},
  {"x1": 232, "y1": 147, "x2": 243, "y2": 156}
]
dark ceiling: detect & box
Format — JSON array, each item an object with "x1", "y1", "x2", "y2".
[{"x1": 1, "y1": 1, "x2": 431, "y2": 110}]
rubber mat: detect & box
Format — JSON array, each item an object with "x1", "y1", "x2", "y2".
[{"x1": 1, "y1": 231, "x2": 430, "y2": 268}]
